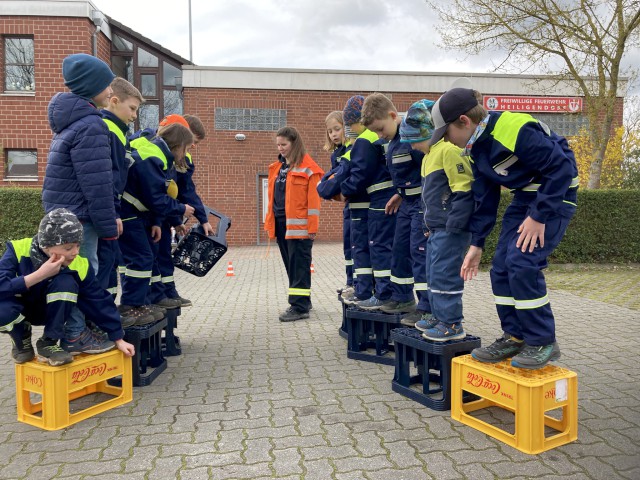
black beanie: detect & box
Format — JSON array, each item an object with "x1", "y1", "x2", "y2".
[
  {"x1": 38, "y1": 209, "x2": 83, "y2": 248},
  {"x1": 62, "y1": 53, "x2": 115, "y2": 100}
]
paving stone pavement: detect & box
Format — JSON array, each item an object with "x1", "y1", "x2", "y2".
[{"x1": 0, "y1": 242, "x2": 639, "y2": 480}]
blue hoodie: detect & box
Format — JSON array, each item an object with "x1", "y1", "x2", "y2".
[{"x1": 42, "y1": 93, "x2": 117, "y2": 238}]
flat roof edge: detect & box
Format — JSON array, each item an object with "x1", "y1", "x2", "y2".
[{"x1": 183, "y1": 66, "x2": 627, "y2": 97}]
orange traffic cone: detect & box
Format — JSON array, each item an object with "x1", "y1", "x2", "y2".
[
  {"x1": 310, "y1": 263, "x2": 315, "y2": 274},
  {"x1": 226, "y1": 261, "x2": 235, "y2": 277}
]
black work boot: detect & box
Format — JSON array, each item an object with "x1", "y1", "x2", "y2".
[
  {"x1": 8, "y1": 322, "x2": 35, "y2": 364},
  {"x1": 278, "y1": 307, "x2": 310, "y2": 322}
]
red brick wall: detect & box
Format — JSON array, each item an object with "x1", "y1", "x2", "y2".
[
  {"x1": 182, "y1": 89, "x2": 446, "y2": 246},
  {"x1": 0, "y1": 16, "x2": 106, "y2": 187}
]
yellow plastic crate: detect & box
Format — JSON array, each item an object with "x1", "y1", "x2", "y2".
[
  {"x1": 15, "y1": 349, "x2": 132, "y2": 431},
  {"x1": 451, "y1": 354, "x2": 577, "y2": 454}
]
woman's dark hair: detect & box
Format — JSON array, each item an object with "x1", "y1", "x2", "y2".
[{"x1": 276, "y1": 126, "x2": 306, "y2": 167}]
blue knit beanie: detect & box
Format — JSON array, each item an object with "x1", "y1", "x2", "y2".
[
  {"x1": 343, "y1": 95, "x2": 365, "y2": 126},
  {"x1": 62, "y1": 53, "x2": 115, "y2": 100},
  {"x1": 400, "y1": 99, "x2": 436, "y2": 143}
]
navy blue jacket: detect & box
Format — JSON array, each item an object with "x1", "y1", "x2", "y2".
[
  {"x1": 386, "y1": 129, "x2": 424, "y2": 198},
  {"x1": 43, "y1": 93, "x2": 117, "y2": 238},
  {"x1": 469, "y1": 111, "x2": 579, "y2": 248},
  {"x1": 177, "y1": 152, "x2": 207, "y2": 225},
  {"x1": 340, "y1": 129, "x2": 390, "y2": 205},
  {"x1": 0, "y1": 238, "x2": 124, "y2": 341},
  {"x1": 100, "y1": 110, "x2": 132, "y2": 218},
  {"x1": 317, "y1": 143, "x2": 351, "y2": 200},
  {"x1": 330, "y1": 144, "x2": 349, "y2": 170},
  {"x1": 122, "y1": 135, "x2": 186, "y2": 226}
]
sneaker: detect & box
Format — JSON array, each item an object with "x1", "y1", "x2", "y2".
[
  {"x1": 400, "y1": 310, "x2": 426, "y2": 327},
  {"x1": 36, "y1": 337, "x2": 73, "y2": 366},
  {"x1": 342, "y1": 292, "x2": 363, "y2": 305},
  {"x1": 9, "y1": 322, "x2": 35, "y2": 364},
  {"x1": 119, "y1": 305, "x2": 157, "y2": 325},
  {"x1": 356, "y1": 296, "x2": 393, "y2": 310},
  {"x1": 61, "y1": 328, "x2": 115, "y2": 355},
  {"x1": 414, "y1": 313, "x2": 438, "y2": 331},
  {"x1": 171, "y1": 296, "x2": 192, "y2": 307},
  {"x1": 471, "y1": 333, "x2": 525, "y2": 363},
  {"x1": 278, "y1": 307, "x2": 310, "y2": 322},
  {"x1": 340, "y1": 286, "x2": 355, "y2": 299},
  {"x1": 511, "y1": 342, "x2": 561, "y2": 370},
  {"x1": 380, "y1": 300, "x2": 417, "y2": 314},
  {"x1": 153, "y1": 297, "x2": 182, "y2": 310},
  {"x1": 87, "y1": 321, "x2": 110, "y2": 340},
  {"x1": 421, "y1": 322, "x2": 466, "y2": 342}
]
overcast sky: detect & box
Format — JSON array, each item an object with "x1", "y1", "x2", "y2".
[
  {"x1": 92, "y1": 0, "x2": 495, "y2": 73},
  {"x1": 92, "y1": 0, "x2": 639, "y2": 107}
]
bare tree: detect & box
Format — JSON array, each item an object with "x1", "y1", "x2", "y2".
[{"x1": 429, "y1": 0, "x2": 640, "y2": 189}]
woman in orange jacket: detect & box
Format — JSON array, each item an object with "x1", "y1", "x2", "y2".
[{"x1": 265, "y1": 126, "x2": 324, "y2": 322}]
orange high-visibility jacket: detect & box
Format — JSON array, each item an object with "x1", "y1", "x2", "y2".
[{"x1": 265, "y1": 154, "x2": 325, "y2": 240}]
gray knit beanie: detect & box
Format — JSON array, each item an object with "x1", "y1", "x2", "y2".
[{"x1": 38, "y1": 209, "x2": 83, "y2": 248}]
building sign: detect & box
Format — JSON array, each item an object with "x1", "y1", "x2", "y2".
[{"x1": 483, "y1": 96, "x2": 583, "y2": 113}]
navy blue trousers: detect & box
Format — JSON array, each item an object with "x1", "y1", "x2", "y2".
[
  {"x1": 343, "y1": 205, "x2": 353, "y2": 287},
  {"x1": 490, "y1": 202, "x2": 573, "y2": 346},
  {"x1": 119, "y1": 217, "x2": 157, "y2": 306},
  {"x1": 1, "y1": 273, "x2": 79, "y2": 340},
  {"x1": 97, "y1": 238, "x2": 120, "y2": 296},
  {"x1": 350, "y1": 207, "x2": 373, "y2": 300},
  {"x1": 368, "y1": 192, "x2": 396, "y2": 301},
  {"x1": 149, "y1": 222, "x2": 179, "y2": 303},
  {"x1": 390, "y1": 197, "x2": 430, "y2": 311}
]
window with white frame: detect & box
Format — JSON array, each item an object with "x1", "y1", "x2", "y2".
[
  {"x1": 4, "y1": 37, "x2": 35, "y2": 93},
  {"x1": 5, "y1": 150, "x2": 37, "y2": 180}
]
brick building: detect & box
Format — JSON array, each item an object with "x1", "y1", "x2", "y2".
[{"x1": 1, "y1": 0, "x2": 625, "y2": 245}]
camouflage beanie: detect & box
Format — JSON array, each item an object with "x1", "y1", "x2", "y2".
[{"x1": 38, "y1": 208, "x2": 83, "y2": 248}]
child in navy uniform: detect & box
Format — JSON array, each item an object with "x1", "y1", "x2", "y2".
[
  {"x1": 400, "y1": 100, "x2": 474, "y2": 342},
  {"x1": 431, "y1": 88, "x2": 578, "y2": 369},
  {"x1": 361, "y1": 93, "x2": 432, "y2": 325},
  {"x1": 99, "y1": 77, "x2": 153, "y2": 325},
  {"x1": 119, "y1": 123, "x2": 195, "y2": 320},
  {"x1": 162, "y1": 114, "x2": 214, "y2": 307},
  {"x1": 339, "y1": 96, "x2": 396, "y2": 310},
  {"x1": 0, "y1": 209, "x2": 135, "y2": 366},
  {"x1": 317, "y1": 111, "x2": 353, "y2": 296}
]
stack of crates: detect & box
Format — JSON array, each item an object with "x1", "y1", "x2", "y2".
[
  {"x1": 346, "y1": 308, "x2": 403, "y2": 365},
  {"x1": 124, "y1": 318, "x2": 167, "y2": 386},
  {"x1": 391, "y1": 327, "x2": 481, "y2": 411}
]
